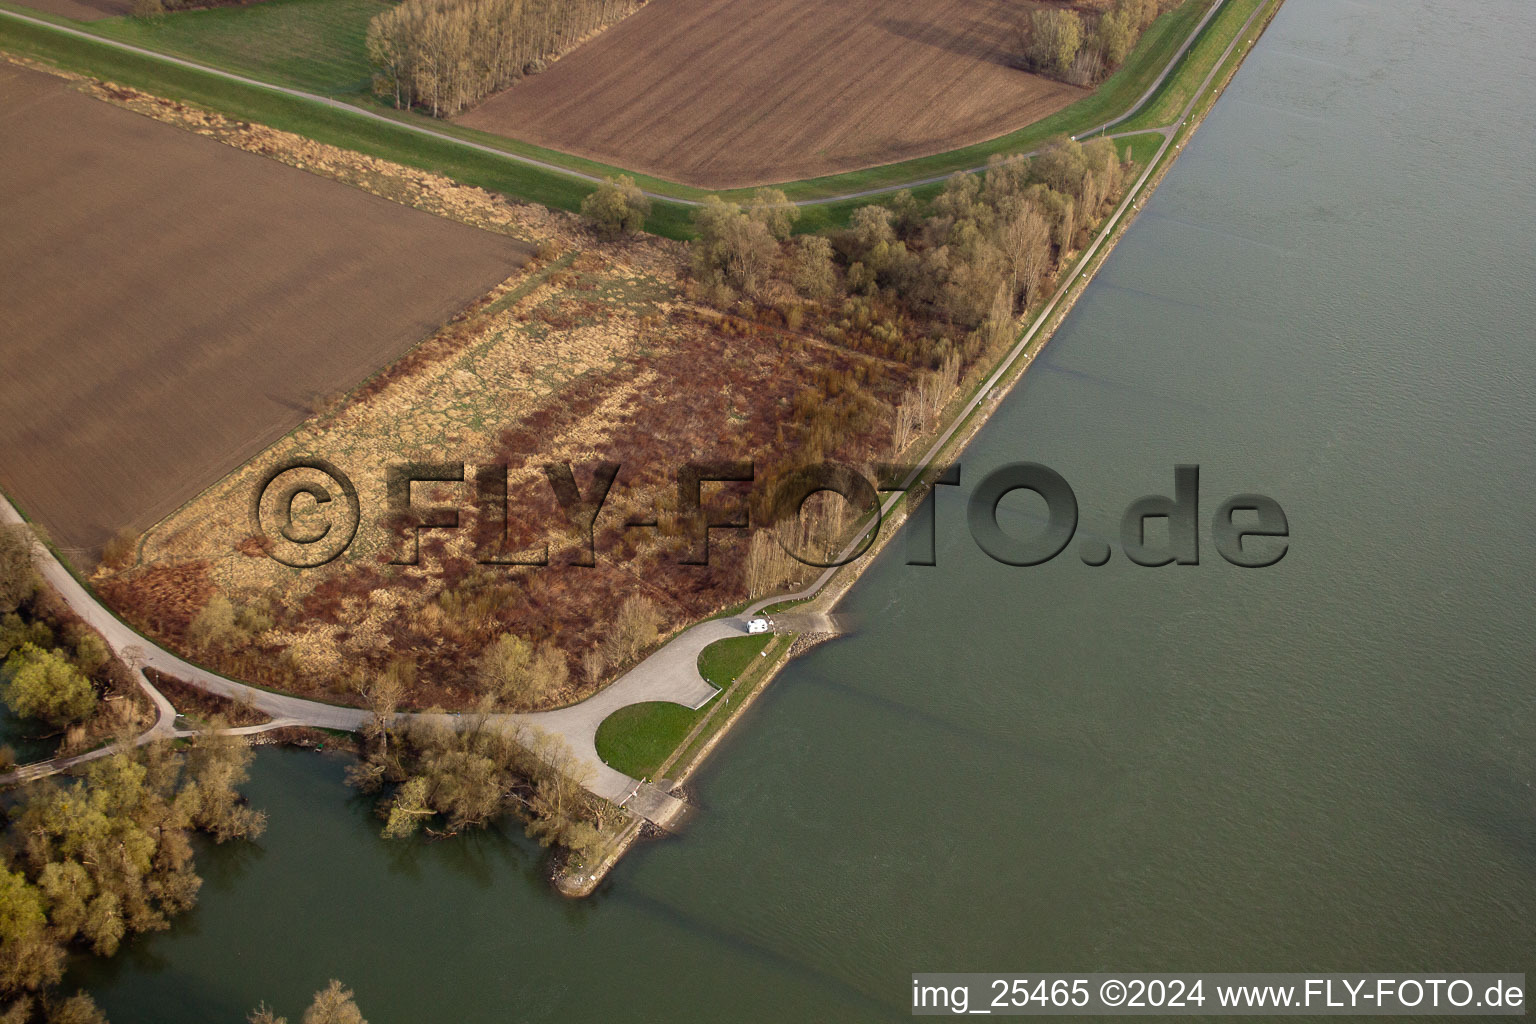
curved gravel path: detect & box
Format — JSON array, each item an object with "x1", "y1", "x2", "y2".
[
  {"x1": 0, "y1": 492, "x2": 739, "y2": 820},
  {"x1": 0, "y1": 0, "x2": 1267, "y2": 817}
]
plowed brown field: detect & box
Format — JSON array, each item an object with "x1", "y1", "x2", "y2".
[
  {"x1": 458, "y1": 0, "x2": 1088, "y2": 189},
  {"x1": 0, "y1": 64, "x2": 529, "y2": 564}
]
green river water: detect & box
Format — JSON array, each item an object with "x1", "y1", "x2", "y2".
[{"x1": 72, "y1": 0, "x2": 1536, "y2": 1018}]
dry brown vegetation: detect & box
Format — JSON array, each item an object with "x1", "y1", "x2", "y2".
[
  {"x1": 52, "y1": 62, "x2": 911, "y2": 712},
  {"x1": 0, "y1": 62, "x2": 528, "y2": 565},
  {"x1": 144, "y1": 669, "x2": 271, "y2": 727},
  {"x1": 98, "y1": 249, "x2": 909, "y2": 709},
  {"x1": 457, "y1": 0, "x2": 1089, "y2": 188},
  {"x1": 13, "y1": 56, "x2": 1132, "y2": 717}
]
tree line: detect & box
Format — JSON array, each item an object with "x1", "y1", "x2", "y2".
[
  {"x1": 687, "y1": 134, "x2": 1123, "y2": 448},
  {"x1": 1017, "y1": 0, "x2": 1166, "y2": 87},
  {"x1": 367, "y1": 0, "x2": 645, "y2": 117},
  {"x1": 582, "y1": 134, "x2": 1130, "y2": 577},
  {"x1": 1, "y1": 524, "x2": 272, "y2": 1023}
]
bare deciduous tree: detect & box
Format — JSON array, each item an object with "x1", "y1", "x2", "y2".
[
  {"x1": 368, "y1": 0, "x2": 646, "y2": 117},
  {"x1": 747, "y1": 188, "x2": 800, "y2": 241},
  {"x1": 998, "y1": 202, "x2": 1051, "y2": 303},
  {"x1": 302, "y1": 980, "x2": 368, "y2": 1024},
  {"x1": 479, "y1": 635, "x2": 569, "y2": 708},
  {"x1": 603, "y1": 595, "x2": 660, "y2": 668},
  {"x1": 0, "y1": 526, "x2": 36, "y2": 616}
]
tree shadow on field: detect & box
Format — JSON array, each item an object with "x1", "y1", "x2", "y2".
[{"x1": 873, "y1": 0, "x2": 1020, "y2": 69}]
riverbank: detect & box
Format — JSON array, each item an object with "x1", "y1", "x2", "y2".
[
  {"x1": 795, "y1": 0, "x2": 1284, "y2": 620},
  {"x1": 553, "y1": 0, "x2": 1284, "y2": 897},
  {"x1": 556, "y1": 631, "x2": 804, "y2": 896},
  {"x1": 0, "y1": 0, "x2": 1282, "y2": 900},
  {"x1": 45, "y1": 0, "x2": 1536, "y2": 1013}
]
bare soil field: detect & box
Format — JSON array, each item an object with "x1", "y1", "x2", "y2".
[
  {"x1": 60, "y1": 65, "x2": 919, "y2": 712},
  {"x1": 39, "y1": 32, "x2": 1141, "y2": 716},
  {"x1": 457, "y1": 0, "x2": 1087, "y2": 188},
  {"x1": 0, "y1": 62, "x2": 529, "y2": 564}
]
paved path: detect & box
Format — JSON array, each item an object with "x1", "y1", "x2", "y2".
[
  {"x1": 4, "y1": 499, "x2": 372, "y2": 729},
  {"x1": 0, "y1": 0, "x2": 1268, "y2": 819},
  {"x1": 515, "y1": 617, "x2": 740, "y2": 805},
  {"x1": 0, "y1": 493, "x2": 728, "y2": 824},
  {"x1": 0, "y1": 0, "x2": 1226, "y2": 207},
  {"x1": 744, "y1": 0, "x2": 1268, "y2": 601}
]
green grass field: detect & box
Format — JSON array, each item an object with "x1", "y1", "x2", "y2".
[
  {"x1": 1114, "y1": 0, "x2": 1262, "y2": 134},
  {"x1": 591, "y1": 701, "x2": 698, "y2": 781},
  {"x1": 697, "y1": 634, "x2": 775, "y2": 688},
  {"x1": 1117, "y1": 131, "x2": 1167, "y2": 168},
  {"x1": 593, "y1": 634, "x2": 772, "y2": 779},
  {"x1": 91, "y1": 0, "x2": 385, "y2": 95}
]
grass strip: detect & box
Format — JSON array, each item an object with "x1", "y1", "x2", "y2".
[
  {"x1": 0, "y1": 12, "x2": 702, "y2": 237},
  {"x1": 88, "y1": 0, "x2": 385, "y2": 95},
  {"x1": 1113, "y1": 0, "x2": 1262, "y2": 134},
  {"x1": 592, "y1": 633, "x2": 773, "y2": 779},
  {"x1": 0, "y1": 0, "x2": 1232, "y2": 228}
]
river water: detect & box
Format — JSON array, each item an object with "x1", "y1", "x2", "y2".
[{"x1": 74, "y1": 0, "x2": 1536, "y2": 1019}]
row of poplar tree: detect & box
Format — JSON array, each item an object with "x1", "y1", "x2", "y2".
[{"x1": 366, "y1": 0, "x2": 644, "y2": 117}]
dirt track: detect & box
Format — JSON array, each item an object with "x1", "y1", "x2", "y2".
[
  {"x1": 0, "y1": 64, "x2": 529, "y2": 564},
  {"x1": 458, "y1": 0, "x2": 1086, "y2": 189}
]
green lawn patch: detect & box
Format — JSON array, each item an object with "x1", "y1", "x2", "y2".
[
  {"x1": 696, "y1": 633, "x2": 773, "y2": 688},
  {"x1": 91, "y1": 0, "x2": 386, "y2": 95},
  {"x1": 592, "y1": 702, "x2": 698, "y2": 782},
  {"x1": 593, "y1": 633, "x2": 772, "y2": 779},
  {"x1": 1116, "y1": 131, "x2": 1167, "y2": 168}
]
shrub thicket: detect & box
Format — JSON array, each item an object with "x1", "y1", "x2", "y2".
[
  {"x1": 580, "y1": 175, "x2": 651, "y2": 238},
  {"x1": 690, "y1": 136, "x2": 1128, "y2": 500},
  {"x1": 1019, "y1": 0, "x2": 1164, "y2": 86}
]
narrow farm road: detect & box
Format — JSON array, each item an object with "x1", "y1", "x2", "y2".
[
  {"x1": 0, "y1": 0, "x2": 1227, "y2": 206},
  {"x1": 751, "y1": 0, "x2": 1268, "y2": 605},
  {"x1": 0, "y1": 0, "x2": 1268, "y2": 819}
]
